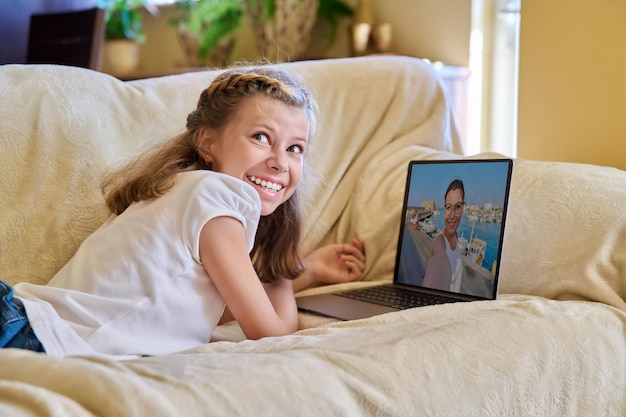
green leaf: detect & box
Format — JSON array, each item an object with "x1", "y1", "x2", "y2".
[
  {"x1": 317, "y1": 0, "x2": 353, "y2": 50},
  {"x1": 100, "y1": 0, "x2": 156, "y2": 41},
  {"x1": 171, "y1": 0, "x2": 243, "y2": 59},
  {"x1": 261, "y1": 0, "x2": 275, "y2": 19}
]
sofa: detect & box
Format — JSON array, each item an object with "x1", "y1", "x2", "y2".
[{"x1": 0, "y1": 56, "x2": 625, "y2": 416}]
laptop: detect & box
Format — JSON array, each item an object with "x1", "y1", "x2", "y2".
[{"x1": 297, "y1": 159, "x2": 513, "y2": 320}]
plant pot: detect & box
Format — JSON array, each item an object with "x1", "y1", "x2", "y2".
[
  {"x1": 177, "y1": 28, "x2": 235, "y2": 68},
  {"x1": 246, "y1": 0, "x2": 319, "y2": 62},
  {"x1": 101, "y1": 39, "x2": 140, "y2": 76}
]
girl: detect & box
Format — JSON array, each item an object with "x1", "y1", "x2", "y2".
[{"x1": 0, "y1": 67, "x2": 365, "y2": 357}]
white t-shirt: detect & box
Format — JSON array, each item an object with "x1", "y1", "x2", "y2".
[{"x1": 15, "y1": 171, "x2": 260, "y2": 358}]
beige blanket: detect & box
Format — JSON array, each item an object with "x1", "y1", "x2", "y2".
[
  {"x1": 1, "y1": 295, "x2": 625, "y2": 416},
  {"x1": 1, "y1": 57, "x2": 625, "y2": 416}
]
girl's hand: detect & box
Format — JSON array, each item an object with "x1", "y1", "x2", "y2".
[{"x1": 294, "y1": 239, "x2": 366, "y2": 292}]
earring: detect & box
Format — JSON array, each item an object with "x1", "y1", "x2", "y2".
[
  {"x1": 197, "y1": 146, "x2": 209, "y2": 164},
  {"x1": 198, "y1": 148, "x2": 213, "y2": 169}
]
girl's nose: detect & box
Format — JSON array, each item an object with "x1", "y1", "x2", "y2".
[{"x1": 268, "y1": 150, "x2": 288, "y2": 172}]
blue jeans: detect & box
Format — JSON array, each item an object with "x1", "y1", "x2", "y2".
[{"x1": 0, "y1": 280, "x2": 45, "y2": 352}]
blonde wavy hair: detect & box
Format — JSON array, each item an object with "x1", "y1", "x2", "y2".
[{"x1": 102, "y1": 66, "x2": 317, "y2": 283}]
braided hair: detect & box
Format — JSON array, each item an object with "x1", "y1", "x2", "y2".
[{"x1": 102, "y1": 66, "x2": 317, "y2": 283}]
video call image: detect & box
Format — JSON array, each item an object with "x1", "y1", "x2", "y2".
[{"x1": 395, "y1": 161, "x2": 511, "y2": 299}]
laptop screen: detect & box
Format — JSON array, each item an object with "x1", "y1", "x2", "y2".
[{"x1": 394, "y1": 159, "x2": 513, "y2": 300}]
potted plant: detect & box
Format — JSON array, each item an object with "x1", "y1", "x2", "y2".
[
  {"x1": 169, "y1": 0, "x2": 352, "y2": 67},
  {"x1": 169, "y1": 0, "x2": 243, "y2": 68},
  {"x1": 98, "y1": 0, "x2": 158, "y2": 75},
  {"x1": 245, "y1": 0, "x2": 353, "y2": 62}
]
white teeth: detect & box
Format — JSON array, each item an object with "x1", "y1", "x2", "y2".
[{"x1": 248, "y1": 176, "x2": 283, "y2": 192}]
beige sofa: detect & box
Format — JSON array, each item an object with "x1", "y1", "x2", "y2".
[{"x1": 0, "y1": 56, "x2": 625, "y2": 416}]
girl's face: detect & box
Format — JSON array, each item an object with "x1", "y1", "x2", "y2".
[
  {"x1": 202, "y1": 96, "x2": 310, "y2": 216},
  {"x1": 443, "y1": 188, "x2": 464, "y2": 236}
]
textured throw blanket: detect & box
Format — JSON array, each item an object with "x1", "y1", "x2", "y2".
[{"x1": 0, "y1": 295, "x2": 624, "y2": 416}]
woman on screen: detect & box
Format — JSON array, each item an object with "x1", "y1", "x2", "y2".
[{"x1": 423, "y1": 179, "x2": 465, "y2": 292}]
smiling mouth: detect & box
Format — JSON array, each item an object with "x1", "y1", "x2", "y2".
[{"x1": 248, "y1": 176, "x2": 283, "y2": 192}]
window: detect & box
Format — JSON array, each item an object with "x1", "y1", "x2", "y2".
[{"x1": 468, "y1": 0, "x2": 520, "y2": 157}]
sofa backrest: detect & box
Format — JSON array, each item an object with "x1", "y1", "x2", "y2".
[{"x1": 0, "y1": 57, "x2": 460, "y2": 285}]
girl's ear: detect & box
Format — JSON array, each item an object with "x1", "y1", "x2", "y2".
[{"x1": 198, "y1": 127, "x2": 215, "y2": 158}]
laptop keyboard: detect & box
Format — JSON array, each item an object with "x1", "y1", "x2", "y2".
[{"x1": 335, "y1": 285, "x2": 462, "y2": 310}]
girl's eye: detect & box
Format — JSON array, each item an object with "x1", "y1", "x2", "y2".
[
  {"x1": 287, "y1": 144, "x2": 304, "y2": 154},
  {"x1": 252, "y1": 133, "x2": 269, "y2": 144}
]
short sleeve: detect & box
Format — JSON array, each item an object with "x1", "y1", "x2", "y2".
[{"x1": 182, "y1": 172, "x2": 261, "y2": 261}]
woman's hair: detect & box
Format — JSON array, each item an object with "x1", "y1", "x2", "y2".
[
  {"x1": 444, "y1": 179, "x2": 465, "y2": 201},
  {"x1": 102, "y1": 66, "x2": 317, "y2": 284}
]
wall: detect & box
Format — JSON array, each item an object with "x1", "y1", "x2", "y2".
[
  {"x1": 366, "y1": 0, "x2": 471, "y2": 66},
  {"x1": 517, "y1": 0, "x2": 626, "y2": 170},
  {"x1": 140, "y1": 0, "x2": 471, "y2": 70}
]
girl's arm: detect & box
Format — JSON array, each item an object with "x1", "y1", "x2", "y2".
[
  {"x1": 263, "y1": 278, "x2": 297, "y2": 327},
  {"x1": 292, "y1": 239, "x2": 366, "y2": 293},
  {"x1": 199, "y1": 216, "x2": 298, "y2": 340}
]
